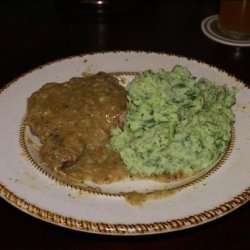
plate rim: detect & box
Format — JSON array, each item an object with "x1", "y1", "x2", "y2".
[
  {"x1": 0, "y1": 50, "x2": 249, "y2": 235},
  {"x1": 0, "y1": 182, "x2": 249, "y2": 235}
]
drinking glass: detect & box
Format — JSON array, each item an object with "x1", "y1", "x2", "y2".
[{"x1": 201, "y1": 0, "x2": 250, "y2": 46}]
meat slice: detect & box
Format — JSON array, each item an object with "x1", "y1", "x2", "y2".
[{"x1": 26, "y1": 72, "x2": 127, "y2": 172}]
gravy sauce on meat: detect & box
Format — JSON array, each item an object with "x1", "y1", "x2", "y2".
[{"x1": 26, "y1": 72, "x2": 130, "y2": 184}]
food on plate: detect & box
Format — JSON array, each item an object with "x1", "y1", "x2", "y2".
[
  {"x1": 110, "y1": 65, "x2": 236, "y2": 178},
  {"x1": 25, "y1": 72, "x2": 130, "y2": 184},
  {"x1": 24, "y1": 66, "x2": 236, "y2": 201}
]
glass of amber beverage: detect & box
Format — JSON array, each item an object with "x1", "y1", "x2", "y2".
[{"x1": 218, "y1": 0, "x2": 250, "y2": 39}]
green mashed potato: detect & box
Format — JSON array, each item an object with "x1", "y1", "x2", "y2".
[{"x1": 110, "y1": 65, "x2": 236, "y2": 177}]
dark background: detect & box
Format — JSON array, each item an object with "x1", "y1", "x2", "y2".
[
  {"x1": 0, "y1": 0, "x2": 249, "y2": 249},
  {"x1": 2, "y1": 0, "x2": 249, "y2": 86}
]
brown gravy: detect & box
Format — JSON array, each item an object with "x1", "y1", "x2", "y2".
[{"x1": 26, "y1": 72, "x2": 130, "y2": 184}]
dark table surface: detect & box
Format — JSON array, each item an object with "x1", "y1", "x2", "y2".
[{"x1": 0, "y1": 0, "x2": 249, "y2": 249}]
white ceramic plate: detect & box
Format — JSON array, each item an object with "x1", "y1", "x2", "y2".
[{"x1": 0, "y1": 51, "x2": 249, "y2": 235}]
